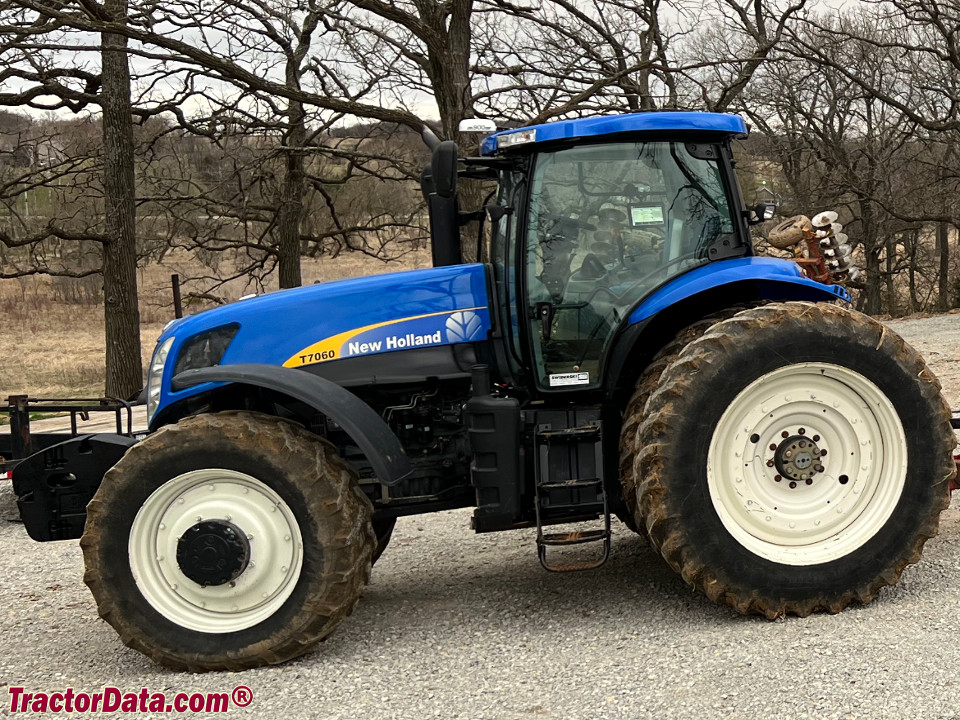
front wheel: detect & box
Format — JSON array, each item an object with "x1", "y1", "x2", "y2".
[
  {"x1": 372, "y1": 518, "x2": 396, "y2": 564},
  {"x1": 80, "y1": 411, "x2": 375, "y2": 671},
  {"x1": 634, "y1": 302, "x2": 955, "y2": 617}
]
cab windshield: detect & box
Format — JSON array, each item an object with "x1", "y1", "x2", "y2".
[{"x1": 524, "y1": 141, "x2": 736, "y2": 390}]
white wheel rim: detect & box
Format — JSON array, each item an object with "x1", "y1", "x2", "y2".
[
  {"x1": 128, "y1": 468, "x2": 304, "y2": 633},
  {"x1": 707, "y1": 362, "x2": 907, "y2": 566}
]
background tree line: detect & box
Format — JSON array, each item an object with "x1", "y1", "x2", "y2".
[{"x1": 2, "y1": 0, "x2": 960, "y2": 397}]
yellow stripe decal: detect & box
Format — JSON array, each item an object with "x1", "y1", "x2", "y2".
[{"x1": 283, "y1": 307, "x2": 485, "y2": 367}]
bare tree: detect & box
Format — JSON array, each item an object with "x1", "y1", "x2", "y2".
[
  {"x1": 0, "y1": 1, "x2": 143, "y2": 396},
  {"x1": 100, "y1": 0, "x2": 141, "y2": 397},
  {"x1": 739, "y1": 7, "x2": 960, "y2": 314},
  {"x1": 470, "y1": 0, "x2": 808, "y2": 121}
]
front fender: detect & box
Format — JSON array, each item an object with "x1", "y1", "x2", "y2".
[
  {"x1": 171, "y1": 364, "x2": 412, "y2": 485},
  {"x1": 628, "y1": 257, "x2": 850, "y2": 324}
]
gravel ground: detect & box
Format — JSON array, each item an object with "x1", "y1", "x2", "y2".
[{"x1": 3, "y1": 314, "x2": 960, "y2": 720}]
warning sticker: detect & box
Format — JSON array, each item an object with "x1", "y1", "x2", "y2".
[{"x1": 548, "y1": 372, "x2": 590, "y2": 387}]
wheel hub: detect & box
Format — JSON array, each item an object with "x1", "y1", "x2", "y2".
[
  {"x1": 129, "y1": 468, "x2": 304, "y2": 633},
  {"x1": 707, "y1": 362, "x2": 907, "y2": 565},
  {"x1": 773, "y1": 434, "x2": 824, "y2": 483},
  {"x1": 176, "y1": 520, "x2": 250, "y2": 587}
]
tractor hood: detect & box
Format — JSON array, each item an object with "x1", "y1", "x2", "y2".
[{"x1": 150, "y1": 264, "x2": 491, "y2": 418}]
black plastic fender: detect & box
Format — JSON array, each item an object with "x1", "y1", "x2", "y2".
[{"x1": 171, "y1": 363, "x2": 413, "y2": 485}]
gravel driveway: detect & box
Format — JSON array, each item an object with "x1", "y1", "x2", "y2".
[{"x1": 2, "y1": 314, "x2": 960, "y2": 720}]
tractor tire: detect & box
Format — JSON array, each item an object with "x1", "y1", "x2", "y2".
[
  {"x1": 618, "y1": 307, "x2": 751, "y2": 533},
  {"x1": 80, "y1": 411, "x2": 375, "y2": 671},
  {"x1": 372, "y1": 518, "x2": 396, "y2": 564},
  {"x1": 633, "y1": 302, "x2": 955, "y2": 617}
]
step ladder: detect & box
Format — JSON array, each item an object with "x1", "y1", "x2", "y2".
[{"x1": 533, "y1": 414, "x2": 611, "y2": 572}]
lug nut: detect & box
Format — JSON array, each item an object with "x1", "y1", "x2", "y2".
[
  {"x1": 820, "y1": 449, "x2": 828, "y2": 456},
  {"x1": 770, "y1": 444, "x2": 778, "y2": 451},
  {"x1": 813, "y1": 435, "x2": 820, "y2": 442},
  {"x1": 798, "y1": 428, "x2": 806, "y2": 434},
  {"x1": 805, "y1": 478, "x2": 813, "y2": 485},
  {"x1": 766, "y1": 459, "x2": 775, "y2": 467},
  {"x1": 774, "y1": 475, "x2": 782, "y2": 482},
  {"x1": 789, "y1": 481, "x2": 797, "y2": 489},
  {"x1": 781, "y1": 431, "x2": 789, "y2": 439}
]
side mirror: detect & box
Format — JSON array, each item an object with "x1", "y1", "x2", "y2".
[
  {"x1": 419, "y1": 164, "x2": 435, "y2": 205},
  {"x1": 432, "y1": 141, "x2": 458, "y2": 199},
  {"x1": 748, "y1": 203, "x2": 776, "y2": 225}
]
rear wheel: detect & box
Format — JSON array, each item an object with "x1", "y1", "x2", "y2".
[
  {"x1": 618, "y1": 307, "x2": 751, "y2": 532},
  {"x1": 634, "y1": 302, "x2": 954, "y2": 616},
  {"x1": 81, "y1": 411, "x2": 375, "y2": 671}
]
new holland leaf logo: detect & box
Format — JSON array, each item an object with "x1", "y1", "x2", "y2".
[{"x1": 445, "y1": 310, "x2": 483, "y2": 342}]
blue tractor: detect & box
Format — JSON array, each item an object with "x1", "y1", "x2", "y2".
[{"x1": 9, "y1": 112, "x2": 955, "y2": 670}]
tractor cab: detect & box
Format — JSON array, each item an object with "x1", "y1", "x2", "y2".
[{"x1": 424, "y1": 112, "x2": 767, "y2": 393}]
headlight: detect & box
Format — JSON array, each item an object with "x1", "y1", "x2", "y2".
[
  {"x1": 173, "y1": 324, "x2": 239, "y2": 376},
  {"x1": 146, "y1": 337, "x2": 175, "y2": 423}
]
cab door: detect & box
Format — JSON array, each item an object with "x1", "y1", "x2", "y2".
[{"x1": 521, "y1": 140, "x2": 738, "y2": 391}]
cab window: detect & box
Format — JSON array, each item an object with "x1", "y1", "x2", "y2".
[{"x1": 524, "y1": 141, "x2": 734, "y2": 390}]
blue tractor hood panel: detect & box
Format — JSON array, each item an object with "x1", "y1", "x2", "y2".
[
  {"x1": 628, "y1": 257, "x2": 851, "y2": 324},
  {"x1": 153, "y1": 264, "x2": 491, "y2": 415}
]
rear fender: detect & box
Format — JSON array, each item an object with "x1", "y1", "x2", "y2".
[
  {"x1": 627, "y1": 257, "x2": 850, "y2": 325},
  {"x1": 606, "y1": 258, "x2": 851, "y2": 402}
]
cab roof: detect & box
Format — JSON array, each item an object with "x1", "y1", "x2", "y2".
[{"x1": 479, "y1": 111, "x2": 748, "y2": 156}]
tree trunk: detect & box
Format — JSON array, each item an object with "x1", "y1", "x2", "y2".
[
  {"x1": 419, "y1": 0, "x2": 483, "y2": 261},
  {"x1": 425, "y1": 0, "x2": 473, "y2": 141},
  {"x1": 884, "y1": 234, "x2": 896, "y2": 316},
  {"x1": 101, "y1": 0, "x2": 142, "y2": 399},
  {"x1": 907, "y1": 230, "x2": 918, "y2": 313},
  {"x1": 276, "y1": 97, "x2": 305, "y2": 289},
  {"x1": 861, "y1": 201, "x2": 882, "y2": 315},
  {"x1": 937, "y1": 222, "x2": 950, "y2": 311}
]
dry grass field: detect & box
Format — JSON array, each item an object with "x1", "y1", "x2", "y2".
[{"x1": 0, "y1": 249, "x2": 427, "y2": 399}]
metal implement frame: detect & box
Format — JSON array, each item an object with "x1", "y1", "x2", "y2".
[{"x1": 0, "y1": 395, "x2": 135, "y2": 473}]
